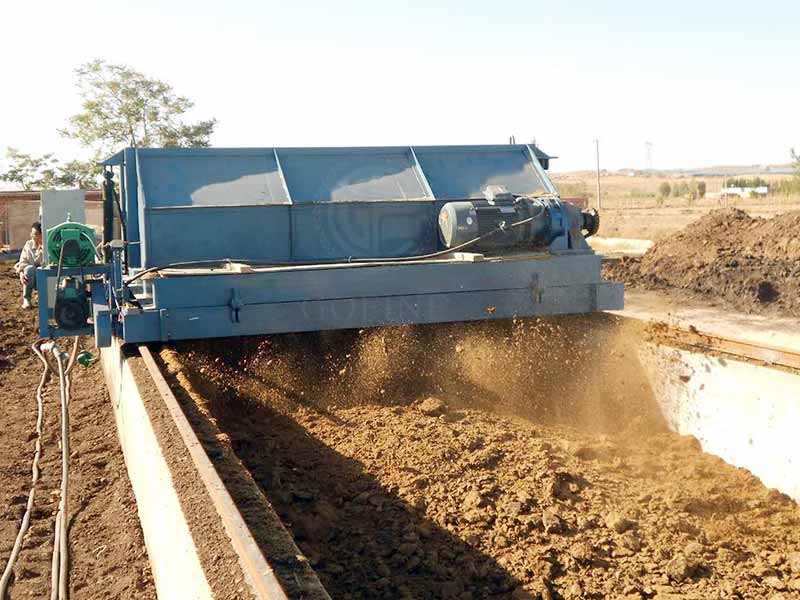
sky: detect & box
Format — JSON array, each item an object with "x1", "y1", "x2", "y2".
[{"x1": 1, "y1": 0, "x2": 798, "y2": 173}]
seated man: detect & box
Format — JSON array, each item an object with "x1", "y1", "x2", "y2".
[{"x1": 14, "y1": 222, "x2": 43, "y2": 309}]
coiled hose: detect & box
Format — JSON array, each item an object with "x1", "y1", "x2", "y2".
[
  {"x1": 49, "y1": 337, "x2": 78, "y2": 600},
  {"x1": 0, "y1": 337, "x2": 78, "y2": 600},
  {"x1": 0, "y1": 341, "x2": 53, "y2": 598}
]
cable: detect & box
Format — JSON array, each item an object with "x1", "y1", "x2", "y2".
[
  {"x1": 79, "y1": 232, "x2": 103, "y2": 262},
  {"x1": 0, "y1": 338, "x2": 77, "y2": 599},
  {"x1": 0, "y1": 341, "x2": 53, "y2": 599},
  {"x1": 113, "y1": 193, "x2": 127, "y2": 240},
  {"x1": 64, "y1": 337, "x2": 79, "y2": 375},
  {"x1": 48, "y1": 340, "x2": 74, "y2": 600},
  {"x1": 123, "y1": 212, "x2": 542, "y2": 285}
]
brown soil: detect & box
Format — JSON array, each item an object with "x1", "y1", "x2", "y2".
[
  {"x1": 0, "y1": 264, "x2": 155, "y2": 598},
  {"x1": 603, "y1": 209, "x2": 800, "y2": 318},
  {"x1": 163, "y1": 320, "x2": 800, "y2": 600}
]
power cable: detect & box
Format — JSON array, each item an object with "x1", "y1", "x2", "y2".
[
  {"x1": 0, "y1": 341, "x2": 53, "y2": 599},
  {"x1": 124, "y1": 210, "x2": 544, "y2": 285}
]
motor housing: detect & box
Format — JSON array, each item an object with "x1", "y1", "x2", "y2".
[
  {"x1": 438, "y1": 188, "x2": 600, "y2": 252},
  {"x1": 54, "y1": 277, "x2": 90, "y2": 330},
  {"x1": 47, "y1": 222, "x2": 96, "y2": 267}
]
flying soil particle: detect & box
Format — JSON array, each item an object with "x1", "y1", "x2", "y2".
[{"x1": 165, "y1": 316, "x2": 800, "y2": 600}]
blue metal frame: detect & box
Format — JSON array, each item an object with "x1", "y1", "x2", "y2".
[
  {"x1": 118, "y1": 254, "x2": 622, "y2": 343},
  {"x1": 35, "y1": 144, "x2": 621, "y2": 347},
  {"x1": 102, "y1": 144, "x2": 557, "y2": 269}
]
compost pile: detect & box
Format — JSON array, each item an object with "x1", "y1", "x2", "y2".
[
  {"x1": 603, "y1": 209, "x2": 800, "y2": 317},
  {"x1": 164, "y1": 321, "x2": 800, "y2": 600}
]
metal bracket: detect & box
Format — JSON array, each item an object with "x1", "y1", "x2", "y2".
[
  {"x1": 530, "y1": 274, "x2": 544, "y2": 304},
  {"x1": 229, "y1": 288, "x2": 243, "y2": 323},
  {"x1": 159, "y1": 308, "x2": 170, "y2": 341}
]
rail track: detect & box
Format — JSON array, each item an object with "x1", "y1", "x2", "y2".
[
  {"x1": 646, "y1": 322, "x2": 800, "y2": 371},
  {"x1": 98, "y1": 340, "x2": 329, "y2": 600}
]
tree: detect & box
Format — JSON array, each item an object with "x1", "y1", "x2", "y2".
[
  {"x1": 658, "y1": 182, "x2": 671, "y2": 198},
  {"x1": 0, "y1": 148, "x2": 101, "y2": 190},
  {"x1": 673, "y1": 181, "x2": 691, "y2": 197},
  {"x1": 55, "y1": 157, "x2": 103, "y2": 189},
  {"x1": 61, "y1": 59, "x2": 216, "y2": 152},
  {"x1": 697, "y1": 181, "x2": 706, "y2": 198},
  {"x1": 792, "y1": 148, "x2": 800, "y2": 180},
  {"x1": 0, "y1": 148, "x2": 60, "y2": 190}
]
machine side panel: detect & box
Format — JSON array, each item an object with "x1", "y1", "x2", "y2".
[
  {"x1": 124, "y1": 145, "x2": 569, "y2": 267},
  {"x1": 122, "y1": 284, "x2": 615, "y2": 343},
  {"x1": 144, "y1": 206, "x2": 291, "y2": 265},
  {"x1": 123, "y1": 148, "x2": 141, "y2": 268},
  {"x1": 289, "y1": 202, "x2": 437, "y2": 260},
  {"x1": 149, "y1": 254, "x2": 603, "y2": 309}
]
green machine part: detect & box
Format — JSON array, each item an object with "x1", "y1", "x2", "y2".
[{"x1": 46, "y1": 222, "x2": 97, "y2": 267}]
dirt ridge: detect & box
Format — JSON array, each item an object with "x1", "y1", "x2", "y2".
[{"x1": 604, "y1": 208, "x2": 800, "y2": 317}]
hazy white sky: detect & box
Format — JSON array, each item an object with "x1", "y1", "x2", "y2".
[{"x1": 1, "y1": 0, "x2": 798, "y2": 172}]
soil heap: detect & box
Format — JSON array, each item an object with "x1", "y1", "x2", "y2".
[{"x1": 603, "y1": 208, "x2": 800, "y2": 317}]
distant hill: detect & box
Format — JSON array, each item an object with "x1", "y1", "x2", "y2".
[{"x1": 552, "y1": 164, "x2": 795, "y2": 178}]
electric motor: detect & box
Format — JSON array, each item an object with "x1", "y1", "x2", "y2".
[
  {"x1": 47, "y1": 222, "x2": 97, "y2": 267},
  {"x1": 54, "y1": 277, "x2": 90, "y2": 330},
  {"x1": 438, "y1": 193, "x2": 600, "y2": 252},
  {"x1": 438, "y1": 195, "x2": 567, "y2": 251}
]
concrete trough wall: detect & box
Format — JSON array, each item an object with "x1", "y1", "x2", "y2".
[
  {"x1": 641, "y1": 344, "x2": 800, "y2": 501},
  {"x1": 100, "y1": 340, "x2": 214, "y2": 599}
]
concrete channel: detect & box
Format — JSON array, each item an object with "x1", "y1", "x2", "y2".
[
  {"x1": 99, "y1": 303, "x2": 800, "y2": 597},
  {"x1": 100, "y1": 340, "x2": 326, "y2": 599},
  {"x1": 617, "y1": 291, "x2": 800, "y2": 502}
]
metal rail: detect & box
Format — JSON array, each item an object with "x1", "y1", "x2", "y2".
[
  {"x1": 137, "y1": 345, "x2": 291, "y2": 600},
  {"x1": 650, "y1": 324, "x2": 800, "y2": 371}
]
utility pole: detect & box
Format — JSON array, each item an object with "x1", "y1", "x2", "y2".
[{"x1": 594, "y1": 139, "x2": 601, "y2": 209}]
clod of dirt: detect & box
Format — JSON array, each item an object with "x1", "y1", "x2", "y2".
[
  {"x1": 603, "y1": 208, "x2": 800, "y2": 317},
  {"x1": 417, "y1": 396, "x2": 447, "y2": 416},
  {"x1": 542, "y1": 507, "x2": 565, "y2": 534},
  {"x1": 604, "y1": 511, "x2": 638, "y2": 534},
  {"x1": 789, "y1": 552, "x2": 800, "y2": 573},
  {"x1": 665, "y1": 553, "x2": 692, "y2": 582}
]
